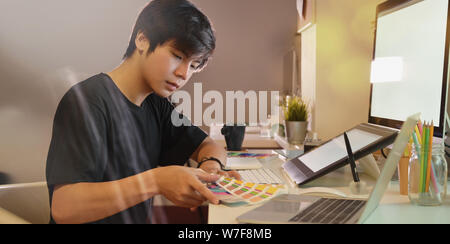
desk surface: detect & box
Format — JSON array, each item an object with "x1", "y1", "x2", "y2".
[{"x1": 208, "y1": 155, "x2": 450, "y2": 224}]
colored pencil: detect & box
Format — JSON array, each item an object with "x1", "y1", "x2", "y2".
[
  {"x1": 430, "y1": 121, "x2": 434, "y2": 145},
  {"x1": 426, "y1": 122, "x2": 434, "y2": 192},
  {"x1": 419, "y1": 123, "x2": 426, "y2": 193},
  {"x1": 429, "y1": 124, "x2": 439, "y2": 194},
  {"x1": 425, "y1": 122, "x2": 434, "y2": 193},
  {"x1": 415, "y1": 125, "x2": 422, "y2": 145},
  {"x1": 412, "y1": 132, "x2": 421, "y2": 157},
  {"x1": 423, "y1": 123, "x2": 430, "y2": 192},
  {"x1": 430, "y1": 159, "x2": 440, "y2": 194},
  {"x1": 411, "y1": 132, "x2": 422, "y2": 194},
  {"x1": 418, "y1": 120, "x2": 423, "y2": 136}
]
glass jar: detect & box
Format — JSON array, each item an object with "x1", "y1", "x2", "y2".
[{"x1": 408, "y1": 143, "x2": 447, "y2": 206}]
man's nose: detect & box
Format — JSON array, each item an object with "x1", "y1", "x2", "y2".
[{"x1": 174, "y1": 62, "x2": 189, "y2": 81}]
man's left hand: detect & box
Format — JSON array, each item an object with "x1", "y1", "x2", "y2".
[{"x1": 198, "y1": 161, "x2": 241, "y2": 180}]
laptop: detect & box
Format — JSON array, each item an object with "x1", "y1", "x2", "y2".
[{"x1": 236, "y1": 113, "x2": 420, "y2": 224}]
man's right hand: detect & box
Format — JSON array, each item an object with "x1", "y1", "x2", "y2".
[{"x1": 152, "y1": 166, "x2": 220, "y2": 208}]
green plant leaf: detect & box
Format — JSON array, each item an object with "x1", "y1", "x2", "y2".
[{"x1": 282, "y1": 96, "x2": 308, "y2": 121}]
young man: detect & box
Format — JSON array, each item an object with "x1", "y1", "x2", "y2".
[{"x1": 46, "y1": 0, "x2": 239, "y2": 224}]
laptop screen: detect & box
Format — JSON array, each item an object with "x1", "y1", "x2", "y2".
[{"x1": 358, "y1": 113, "x2": 419, "y2": 223}]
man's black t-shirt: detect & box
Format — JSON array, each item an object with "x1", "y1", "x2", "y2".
[{"x1": 46, "y1": 73, "x2": 207, "y2": 224}]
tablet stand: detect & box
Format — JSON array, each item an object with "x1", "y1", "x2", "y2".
[
  {"x1": 358, "y1": 154, "x2": 380, "y2": 179},
  {"x1": 344, "y1": 132, "x2": 370, "y2": 195}
]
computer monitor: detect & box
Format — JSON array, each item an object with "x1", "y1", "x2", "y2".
[{"x1": 369, "y1": 0, "x2": 450, "y2": 138}]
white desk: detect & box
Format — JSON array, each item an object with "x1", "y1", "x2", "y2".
[{"x1": 208, "y1": 156, "x2": 450, "y2": 224}]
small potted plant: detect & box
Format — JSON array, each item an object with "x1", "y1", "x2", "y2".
[{"x1": 282, "y1": 95, "x2": 309, "y2": 144}]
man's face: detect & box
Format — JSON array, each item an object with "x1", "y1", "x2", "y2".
[{"x1": 140, "y1": 41, "x2": 203, "y2": 98}]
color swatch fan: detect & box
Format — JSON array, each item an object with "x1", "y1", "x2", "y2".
[{"x1": 214, "y1": 177, "x2": 287, "y2": 205}]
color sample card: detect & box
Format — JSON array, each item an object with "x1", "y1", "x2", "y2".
[
  {"x1": 215, "y1": 177, "x2": 287, "y2": 205},
  {"x1": 208, "y1": 183, "x2": 242, "y2": 203},
  {"x1": 208, "y1": 184, "x2": 230, "y2": 196}
]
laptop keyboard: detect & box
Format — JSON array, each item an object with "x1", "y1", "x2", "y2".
[
  {"x1": 238, "y1": 168, "x2": 284, "y2": 184},
  {"x1": 289, "y1": 198, "x2": 366, "y2": 224}
]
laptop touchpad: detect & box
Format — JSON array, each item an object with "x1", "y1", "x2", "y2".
[{"x1": 237, "y1": 195, "x2": 317, "y2": 223}]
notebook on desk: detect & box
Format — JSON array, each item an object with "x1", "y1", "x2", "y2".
[{"x1": 236, "y1": 113, "x2": 419, "y2": 224}]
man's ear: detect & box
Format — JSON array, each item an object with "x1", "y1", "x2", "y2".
[{"x1": 135, "y1": 31, "x2": 150, "y2": 55}]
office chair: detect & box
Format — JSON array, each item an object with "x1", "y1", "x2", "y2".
[{"x1": 0, "y1": 181, "x2": 50, "y2": 224}]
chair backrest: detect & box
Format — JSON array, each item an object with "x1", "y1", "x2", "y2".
[
  {"x1": 0, "y1": 206, "x2": 31, "y2": 224},
  {"x1": 0, "y1": 182, "x2": 50, "y2": 224}
]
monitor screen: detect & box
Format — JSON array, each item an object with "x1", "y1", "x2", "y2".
[{"x1": 369, "y1": 0, "x2": 450, "y2": 137}]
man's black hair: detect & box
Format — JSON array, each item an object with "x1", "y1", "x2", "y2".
[{"x1": 123, "y1": 0, "x2": 216, "y2": 69}]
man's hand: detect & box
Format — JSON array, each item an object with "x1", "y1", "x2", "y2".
[
  {"x1": 198, "y1": 160, "x2": 241, "y2": 180},
  {"x1": 153, "y1": 166, "x2": 220, "y2": 208},
  {"x1": 190, "y1": 137, "x2": 241, "y2": 179}
]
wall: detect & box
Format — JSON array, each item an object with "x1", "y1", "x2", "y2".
[
  {"x1": 301, "y1": 0, "x2": 384, "y2": 141},
  {"x1": 0, "y1": 0, "x2": 150, "y2": 183},
  {"x1": 187, "y1": 0, "x2": 298, "y2": 129},
  {"x1": 0, "y1": 0, "x2": 297, "y2": 183},
  {"x1": 300, "y1": 25, "x2": 316, "y2": 132}
]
